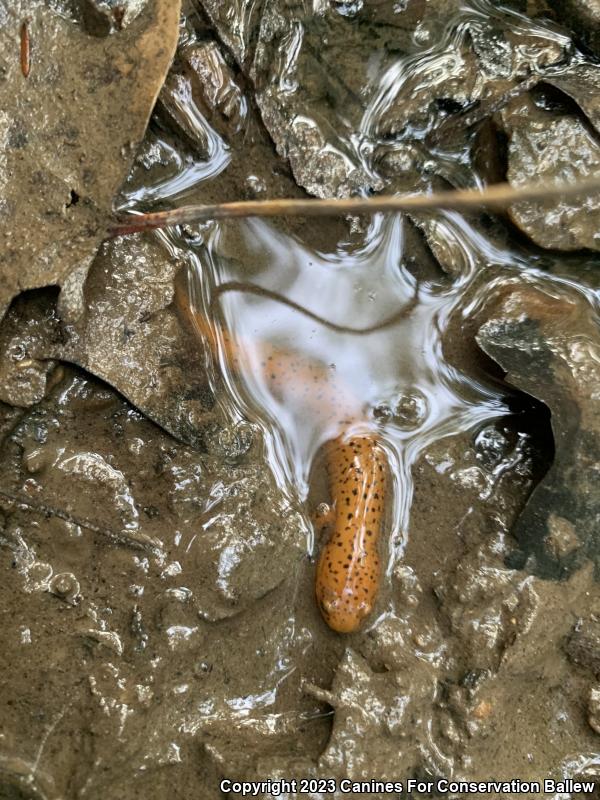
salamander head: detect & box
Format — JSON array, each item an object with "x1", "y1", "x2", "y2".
[{"x1": 317, "y1": 586, "x2": 373, "y2": 634}]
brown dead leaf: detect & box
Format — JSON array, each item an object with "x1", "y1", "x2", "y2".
[{"x1": 0, "y1": 0, "x2": 181, "y2": 321}]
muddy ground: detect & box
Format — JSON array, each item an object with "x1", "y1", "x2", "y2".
[{"x1": 2, "y1": 1, "x2": 600, "y2": 798}]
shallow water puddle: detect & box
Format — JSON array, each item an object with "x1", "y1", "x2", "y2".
[{"x1": 180, "y1": 214, "x2": 507, "y2": 565}]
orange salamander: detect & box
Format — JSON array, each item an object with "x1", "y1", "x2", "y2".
[
  {"x1": 315, "y1": 435, "x2": 386, "y2": 633},
  {"x1": 176, "y1": 280, "x2": 387, "y2": 633}
]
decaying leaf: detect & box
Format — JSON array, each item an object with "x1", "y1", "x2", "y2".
[
  {"x1": 503, "y1": 95, "x2": 600, "y2": 251},
  {"x1": 477, "y1": 286, "x2": 600, "y2": 577},
  {"x1": 0, "y1": 0, "x2": 181, "y2": 322}
]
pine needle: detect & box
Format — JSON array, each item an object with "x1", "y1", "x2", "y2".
[{"x1": 109, "y1": 174, "x2": 600, "y2": 236}]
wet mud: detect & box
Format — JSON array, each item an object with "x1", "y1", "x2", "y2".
[{"x1": 2, "y1": 1, "x2": 600, "y2": 798}]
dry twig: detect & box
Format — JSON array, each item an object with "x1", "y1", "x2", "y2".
[{"x1": 109, "y1": 174, "x2": 600, "y2": 236}]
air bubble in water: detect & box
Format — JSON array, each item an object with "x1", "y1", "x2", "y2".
[{"x1": 393, "y1": 390, "x2": 429, "y2": 431}]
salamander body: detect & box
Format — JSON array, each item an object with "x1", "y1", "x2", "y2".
[{"x1": 315, "y1": 435, "x2": 386, "y2": 633}]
